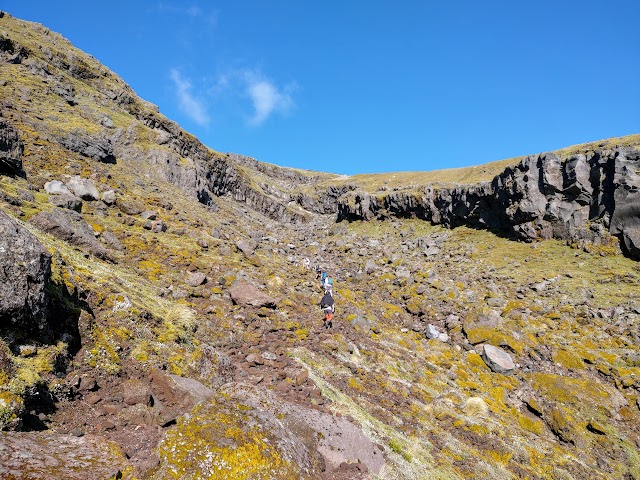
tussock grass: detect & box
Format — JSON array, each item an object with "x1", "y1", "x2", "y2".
[{"x1": 463, "y1": 397, "x2": 488, "y2": 417}]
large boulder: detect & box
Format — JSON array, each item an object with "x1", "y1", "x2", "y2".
[
  {"x1": 0, "y1": 432, "x2": 132, "y2": 480},
  {"x1": 66, "y1": 176, "x2": 100, "y2": 201},
  {"x1": 29, "y1": 208, "x2": 109, "y2": 260},
  {"x1": 44, "y1": 180, "x2": 71, "y2": 195},
  {"x1": 152, "y1": 384, "x2": 383, "y2": 480},
  {"x1": 0, "y1": 210, "x2": 51, "y2": 342},
  {"x1": 0, "y1": 119, "x2": 24, "y2": 176},
  {"x1": 48, "y1": 194, "x2": 82, "y2": 212},
  {"x1": 231, "y1": 384, "x2": 385, "y2": 475},
  {"x1": 229, "y1": 280, "x2": 277, "y2": 308}
]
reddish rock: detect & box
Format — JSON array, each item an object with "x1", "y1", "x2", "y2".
[
  {"x1": 245, "y1": 353, "x2": 264, "y2": 366},
  {"x1": 285, "y1": 367, "x2": 309, "y2": 386},
  {"x1": 229, "y1": 280, "x2": 277, "y2": 308},
  {"x1": 84, "y1": 393, "x2": 101, "y2": 405},
  {"x1": 149, "y1": 370, "x2": 214, "y2": 409},
  {"x1": 0, "y1": 432, "x2": 132, "y2": 479},
  {"x1": 123, "y1": 379, "x2": 152, "y2": 406}
]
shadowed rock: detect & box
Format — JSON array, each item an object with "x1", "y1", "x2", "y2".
[
  {"x1": 29, "y1": 208, "x2": 109, "y2": 260},
  {"x1": 0, "y1": 210, "x2": 51, "y2": 342},
  {"x1": 60, "y1": 130, "x2": 116, "y2": 164},
  {"x1": 66, "y1": 176, "x2": 100, "y2": 201},
  {"x1": 0, "y1": 118, "x2": 24, "y2": 176},
  {"x1": 48, "y1": 193, "x2": 82, "y2": 212}
]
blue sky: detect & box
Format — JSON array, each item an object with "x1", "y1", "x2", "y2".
[{"x1": 5, "y1": 1, "x2": 639, "y2": 174}]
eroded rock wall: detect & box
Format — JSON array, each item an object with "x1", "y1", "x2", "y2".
[
  {"x1": 337, "y1": 147, "x2": 640, "y2": 259},
  {"x1": 0, "y1": 209, "x2": 51, "y2": 343}
]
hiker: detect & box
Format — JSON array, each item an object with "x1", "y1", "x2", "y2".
[
  {"x1": 322, "y1": 273, "x2": 333, "y2": 296},
  {"x1": 302, "y1": 257, "x2": 310, "y2": 269},
  {"x1": 315, "y1": 265, "x2": 322, "y2": 278},
  {"x1": 320, "y1": 292, "x2": 335, "y2": 329}
]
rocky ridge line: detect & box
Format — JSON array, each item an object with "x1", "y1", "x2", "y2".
[{"x1": 337, "y1": 147, "x2": 640, "y2": 259}]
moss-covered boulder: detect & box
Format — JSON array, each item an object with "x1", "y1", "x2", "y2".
[
  {"x1": 152, "y1": 391, "x2": 320, "y2": 479},
  {"x1": 0, "y1": 432, "x2": 133, "y2": 479}
]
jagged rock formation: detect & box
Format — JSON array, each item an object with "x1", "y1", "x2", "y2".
[
  {"x1": 0, "y1": 209, "x2": 51, "y2": 343},
  {"x1": 337, "y1": 148, "x2": 640, "y2": 259},
  {"x1": 0, "y1": 118, "x2": 23, "y2": 175}
]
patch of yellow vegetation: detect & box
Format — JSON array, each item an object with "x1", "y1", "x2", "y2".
[
  {"x1": 518, "y1": 413, "x2": 545, "y2": 435},
  {"x1": 552, "y1": 349, "x2": 585, "y2": 370},
  {"x1": 154, "y1": 397, "x2": 305, "y2": 480}
]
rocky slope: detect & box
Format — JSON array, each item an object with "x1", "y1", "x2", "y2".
[{"x1": 0, "y1": 10, "x2": 639, "y2": 480}]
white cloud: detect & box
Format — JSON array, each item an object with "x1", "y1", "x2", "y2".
[
  {"x1": 169, "y1": 69, "x2": 210, "y2": 126},
  {"x1": 155, "y1": 3, "x2": 218, "y2": 28},
  {"x1": 244, "y1": 72, "x2": 296, "y2": 126}
]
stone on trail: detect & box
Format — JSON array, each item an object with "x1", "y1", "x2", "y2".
[
  {"x1": 229, "y1": 280, "x2": 277, "y2": 308},
  {"x1": 123, "y1": 379, "x2": 153, "y2": 406},
  {"x1": 481, "y1": 344, "x2": 516, "y2": 374}
]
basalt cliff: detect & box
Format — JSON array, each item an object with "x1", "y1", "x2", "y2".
[{"x1": 1, "y1": 11, "x2": 639, "y2": 480}]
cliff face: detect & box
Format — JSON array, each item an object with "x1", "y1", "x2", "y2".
[
  {"x1": 0, "y1": 13, "x2": 332, "y2": 224},
  {"x1": 337, "y1": 147, "x2": 640, "y2": 259}
]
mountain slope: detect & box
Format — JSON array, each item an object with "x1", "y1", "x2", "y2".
[{"x1": 1, "y1": 11, "x2": 639, "y2": 480}]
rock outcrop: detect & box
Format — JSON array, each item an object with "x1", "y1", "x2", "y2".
[
  {"x1": 0, "y1": 209, "x2": 51, "y2": 343},
  {"x1": 337, "y1": 147, "x2": 640, "y2": 259},
  {"x1": 0, "y1": 118, "x2": 24, "y2": 176},
  {"x1": 0, "y1": 432, "x2": 132, "y2": 480},
  {"x1": 29, "y1": 208, "x2": 110, "y2": 260}
]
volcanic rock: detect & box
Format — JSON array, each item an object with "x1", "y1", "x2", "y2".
[
  {"x1": 29, "y1": 208, "x2": 109, "y2": 260},
  {"x1": 481, "y1": 344, "x2": 516, "y2": 374},
  {"x1": 229, "y1": 280, "x2": 277, "y2": 308},
  {"x1": 0, "y1": 209, "x2": 51, "y2": 342}
]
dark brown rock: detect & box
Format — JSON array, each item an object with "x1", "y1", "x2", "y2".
[{"x1": 123, "y1": 379, "x2": 153, "y2": 406}]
